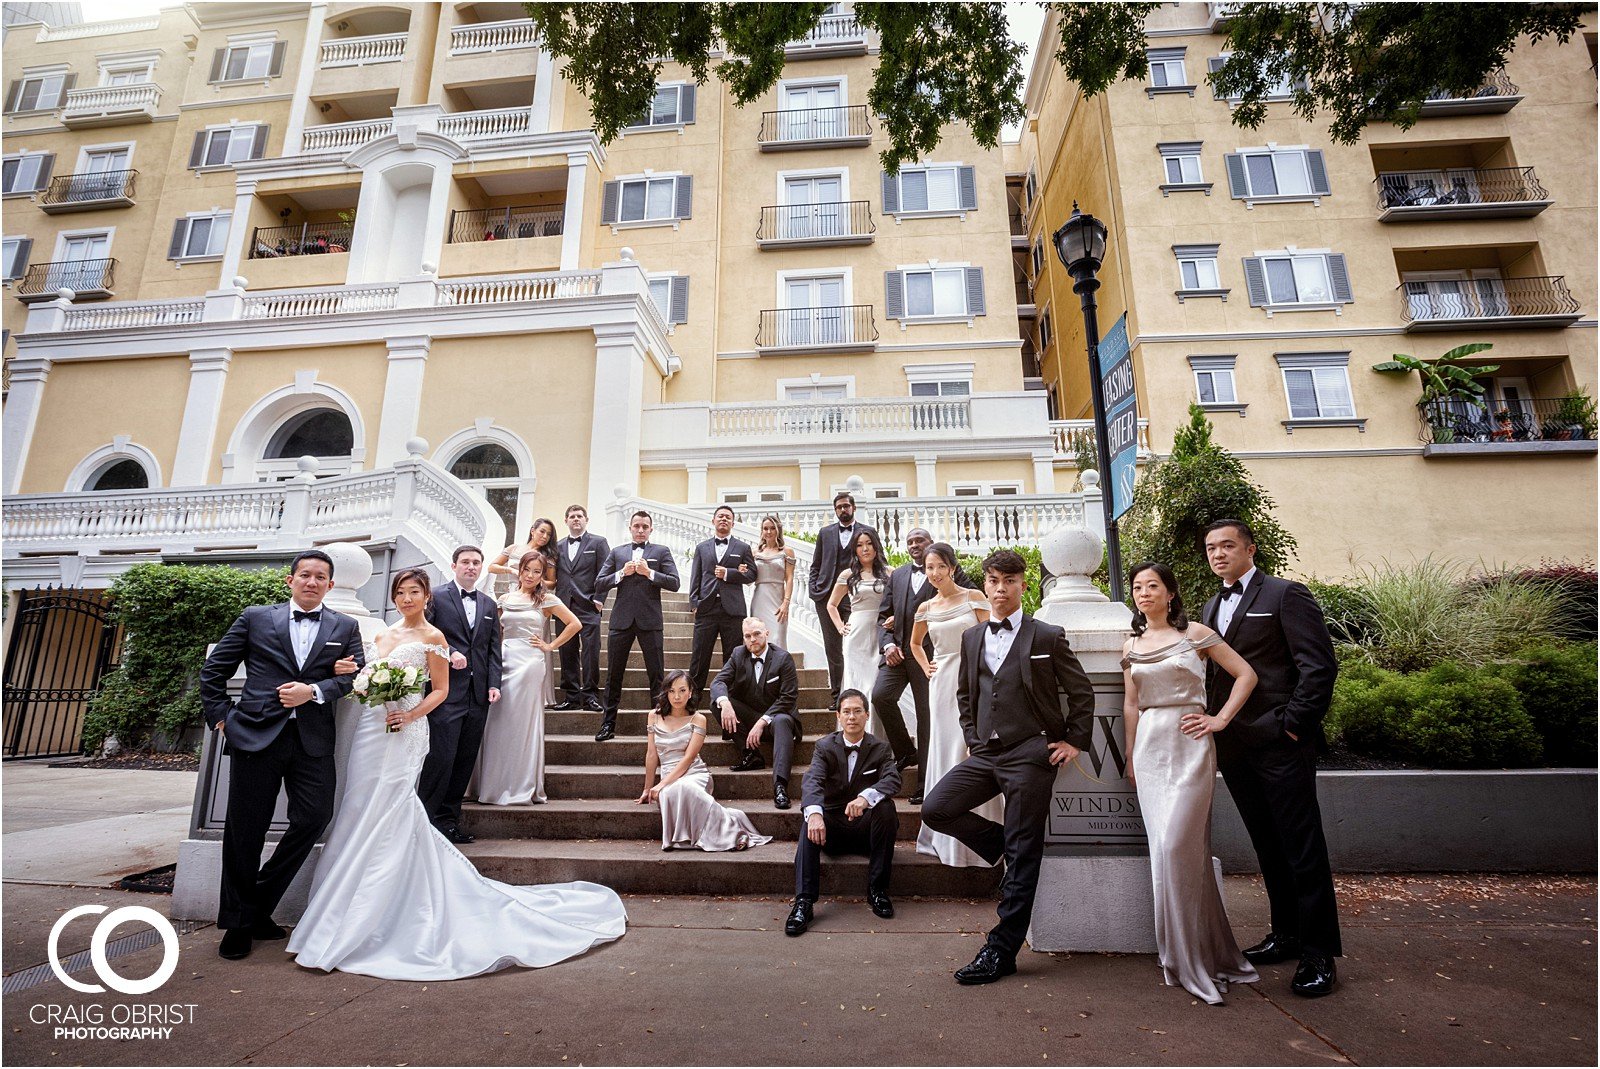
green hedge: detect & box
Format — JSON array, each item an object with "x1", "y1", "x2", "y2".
[{"x1": 83, "y1": 563, "x2": 290, "y2": 752}]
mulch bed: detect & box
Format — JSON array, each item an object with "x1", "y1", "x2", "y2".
[{"x1": 49, "y1": 751, "x2": 201, "y2": 772}]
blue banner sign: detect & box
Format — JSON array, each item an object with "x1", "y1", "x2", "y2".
[{"x1": 1098, "y1": 315, "x2": 1138, "y2": 521}]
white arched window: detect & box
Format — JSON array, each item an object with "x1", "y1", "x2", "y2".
[
  {"x1": 65, "y1": 438, "x2": 163, "y2": 492},
  {"x1": 258, "y1": 408, "x2": 356, "y2": 480}
]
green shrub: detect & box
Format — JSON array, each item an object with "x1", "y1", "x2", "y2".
[
  {"x1": 1511, "y1": 559, "x2": 1597, "y2": 642},
  {"x1": 1485, "y1": 641, "x2": 1598, "y2": 766},
  {"x1": 1464, "y1": 572, "x2": 1564, "y2": 660},
  {"x1": 1398, "y1": 674, "x2": 1543, "y2": 768},
  {"x1": 886, "y1": 544, "x2": 1045, "y2": 615},
  {"x1": 1306, "y1": 578, "x2": 1373, "y2": 645},
  {"x1": 1328, "y1": 665, "x2": 1412, "y2": 755},
  {"x1": 83, "y1": 563, "x2": 290, "y2": 752}
]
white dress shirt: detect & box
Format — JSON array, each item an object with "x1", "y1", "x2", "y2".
[
  {"x1": 909, "y1": 565, "x2": 927, "y2": 595},
  {"x1": 983, "y1": 607, "x2": 1025, "y2": 674},
  {"x1": 803, "y1": 736, "x2": 884, "y2": 818},
  {"x1": 837, "y1": 524, "x2": 856, "y2": 548},
  {"x1": 459, "y1": 585, "x2": 479, "y2": 629},
  {"x1": 288, "y1": 602, "x2": 327, "y2": 711},
  {"x1": 713, "y1": 538, "x2": 729, "y2": 562},
  {"x1": 1215, "y1": 566, "x2": 1259, "y2": 635},
  {"x1": 566, "y1": 537, "x2": 581, "y2": 562}
]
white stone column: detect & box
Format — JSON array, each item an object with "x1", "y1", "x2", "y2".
[
  {"x1": 686, "y1": 463, "x2": 708, "y2": 504},
  {"x1": 1032, "y1": 449, "x2": 1058, "y2": 494},
  {"x1": 914, "y1": 454, "x2": 938, "y2": 497},
  {"x1": 282, "y1": 2, "x2": 328, "y2": 156},
  {"x1": 2, "y1": 357, "x2": 52, "y2": 495},
  {"x1": 560, "y1": 152, "x2": 587, "y2": 271},
  {"x1": 586, "y1": 325, "x2": 647, "y2": 512},
  {"x1": 217, "y1": 179, "x2": 258, "y2": 290},
  {"x1": 374, "y1": 336, "x2": 431, "y2": 466},
  {"x1": 170, "y1": 348, "x2": 234, "y2": 486},
  {"x1": 530, "y1": 46, "x2": 555, "y2": 134},
  {"x1": 798, "y1": 457, "x2": 821, "y2": 500}
]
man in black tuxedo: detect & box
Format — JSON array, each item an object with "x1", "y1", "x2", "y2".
[
  {"x1": 921, "y1": 548, "x2": 1095, "y2": 985},
  {"x1": 786, "y1": 689, "x2": 901, "y2": 935},
  {"x1": 806, "y1": 491, "x2": 878, "y2": 708},
  {"x1": 199, "y1": 550, "x2": 365, "y2": 960},
  {"x1": 871, "y1": 527, "x2": 977, "y2": 798},
  {"x1": 1201, "y1": 519, "x2": 1341, "y2": 998},
  {"x1": 687, "y1": 504, "x2": 755, "y2": 699},
  {"x1": 596, "y1": 510, "x2": 681, "y2": 742},
  {"x1": 551, "y1": 504, "x2": 610, "y2": 713},
  {"x1": 710, "y1": 617, "x2": 801, "y2": 808},
  {"x1": 419, "y1": 545, "x2": 502, "y2": 845}
]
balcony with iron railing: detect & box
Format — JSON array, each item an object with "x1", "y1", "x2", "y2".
[
  {"x1": 60, "y1": 83, "x2": 160, "y2": 127},
  {"x1": 1417, "y1": 397, "x2": 1599, "y2": 456},
  {"x1": 38, "y1": 169, "x2": 137, "y2": 213},
  {"x1": 1400, "y1": 275, "x2": 1582, "y2": 331},
  {"x1": 448, "y1": 205, "x2": 564, "y2": 243},
  {"x1": 1376, "y1": 166, "x2": 1551, "y2": 221},
  {"x1": 14, "y1": 259, "x2": 115, "y2": 302},
  {"x1": 757, "y1": 105, "x2": 871, "y2": 151},
  {"x1": 755, "y1": 200, "x2": 874, "y2": 248},
  {"x1": 755, "y1": 305, "x2": 878, "y2": 353},
  {"x1": 248, "y1": 220, "x2": 354, "y2": 259},
  {"x1": 784, "y1": 11, "x2": 868, "y2": 57},
  {"x1": 1417, "y1": 72, "x2": 1522, "y2": 116}
]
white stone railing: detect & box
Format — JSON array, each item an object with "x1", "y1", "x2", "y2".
[
  {"x1": 241, "y1": 284, "x2": 399, "y2": 319},
  {"x1": 37, "y1": 16, "x2": 159, "y2": 41},
  {"x1": 301, "y1": 118, "x2": 394, "y2": 153},
  {"x1": 4, "y1": 485, "x2": 287, "y2": 549},
  {"x1": 450, "y1": 18, "x2": 539, "y2": 54},
  {"x1": 710, "y1": 397, "x2": 971, "y2": 439},
  {"x1": 319, "y1": 32, "x2": 408, "y2": 67},
  {"x1": 787, "y1": 12, "x2": 866, "y2": 50},
  {"x1": 62, "y1": 300, "x2": 205, "y2": 331},
  {"x1": 62, "y1": 83, "x2": 160, "y2": 115},
  {"x1": 438, "y1": 107, "x2": 533, "y2": 141},
  {"x1": 436, "y1": 271, "x2": 601, "y2": 305},
  {"x1": 1050, "y1": 418, "x2": 1154, "y2": 460}
]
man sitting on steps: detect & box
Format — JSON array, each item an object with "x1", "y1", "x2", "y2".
[{"x1": 710, "y1": 617, "x2": 800, "y2": 810}]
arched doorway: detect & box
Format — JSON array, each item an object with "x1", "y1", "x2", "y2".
[
  {"x1": 87, "y1": 458, "x2": 150, "y2": 491},
  {"x1": 260, "y1": 408, "x2": 356, "y2": 480},
  {"x1": 449, "y1": 442, "x2": 521, "y2": 542}
]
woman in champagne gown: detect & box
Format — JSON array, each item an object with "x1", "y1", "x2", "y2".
[
  {"x1": 288, "y1": 567, "x2": 626, "y2": 981},
  {"x1": 638, "y1": 670, "x2": 772, "y2": 851},
  {"x1": 748, "y1": 516, "x2": 796, "y2": 648},
  {"x1": 827, "y1": 527, "x2": 890, "y2": 707},
  {"x1": 474, "y1": 551, "x2": 579, "y2": 805},
  {"x1": 1122, "y1": 561, "x2": 1260, "y2": 1005},
  {"x1": 910, "y1": 543, "x2": 997, "y2": 868},
  {"x1": 488, "y1": 517, "x2": 559, "y2": 597}
]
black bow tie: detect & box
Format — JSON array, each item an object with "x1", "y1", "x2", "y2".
[
  {"x1": 911, "y1": 565, "x2": 924, "y2": 573},
  {"x1": 844, "y1": 744, "x2": 861, "y2": 753},
  {"x1": 1220, "y1": 582, "x2": 1244, "y2": 600},
  {"x1": 461, "y1": 590, "x2": 478, "y2": 601},
  {"x1": 988, "y1": 618, "x2": 1013, "y2": 634},
  {"x1": 714, "y1": 538, "x2": 728, "y2": 546},
  {"x1": 839, "y1": 525, "x2": 853, "y2": 532},
  {"x1": 292, "y1": 609, "x2": 321, "y2": 622}
]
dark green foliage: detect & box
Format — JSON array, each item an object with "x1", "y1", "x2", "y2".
[
  {"x1": 83, "y1": 563, "x2": 290, "y2": 752},
  {"x1": 1510, "y1": 559, "x2": 1598, "y2": 643},
  {"x1": 1326, "y1": 663, "x2": 1411, "y2": 754},
  {"x1": 1484, "y1": 642, "x2": 1598, "y2": 766},
  {"x1": 884, "y1": 544, "x2": 1043, "y2": 614},
  {"x1": 1119, "y1": 404, "x2": 1297, "y2": 611},
  {"x1": 1305, "y1": 578, "x2": 1373, "y2": 644},
  {"x1": 1398, "y1": 674, "x2": 1542, "y2": 769}
]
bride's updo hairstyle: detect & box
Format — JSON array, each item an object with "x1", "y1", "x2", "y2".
[
  {"x1": 1128, "y1": 561, "x2": 1189, "y2": 638},
  {"x1": 923, "y1": 542, "x2": 961, "y2": 575},
  {"x1": 390, "y1": 566, "x2": 432, "y2": 602},
  {"x1": 516, "y1": 549, "x2": 549, "y2": 601}
]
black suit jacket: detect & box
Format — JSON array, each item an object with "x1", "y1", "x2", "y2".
[
  {"x1": 956, "y1": 615, "x2": 1095, "y2": 751},
  {"x1": 709, "y1": 643, "x2": 799, "y2": 725},
  {"x1": 597, "y1": 541, "x2": 681, "y2": 631},
  {"x1": 801, "y1": 731, "x2": 901, "y2": 812},
  {"x1": 554, "y1": 531, "x2": 611, "y2": 620},
  {"x1": 877, "y1": 563, "x2": 978, "y2": 655},
  {"x1": 806, "y1": 521, "x2": 879, "y2": 601},
  {"x1": 427, "y1": 580, "x2": 503, "y2": 719},
  {"x1": 688, "y1": 536, "x2": 755, "y2": 616},
  {"x1": 1201, "y1": 572, "x2": 1338, "y2": 747},
  {"x1": 199, "y1": 602, "x2": 365, "y2": 756}
]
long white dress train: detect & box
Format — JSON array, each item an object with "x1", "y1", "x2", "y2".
[
  {"x1": 915, "y1": 600, "x2": 1002, "y2": 868},
  {"x1": 287, "y1": 640, "x2": 626, "y2": 980}
]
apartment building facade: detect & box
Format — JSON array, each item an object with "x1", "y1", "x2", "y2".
[
  {"x1": 1, "y1": 2, "x2": 1053, "y2": 560},
  {"x1": 1010, "y1": 3, "x2": 1598, "y2": 576}
]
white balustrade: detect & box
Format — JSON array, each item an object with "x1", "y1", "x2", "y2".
[
  {"x1": 436, "y1": 271, "x2": 601, "y2": 305},
  {"x1": 301, "y1": 118, "x2": 393, "y2": 153},
  {"x1": 710, "y1": 398, "x2": 971, "y2": 439},
  {"x1": 788, "y1": 12, "x2": 866, "y2": 50},
  {"x1": 37, "y1": 16, "x2": 160, "y2": 41},
  {"x1": 438, "y1": 107, "x2": 533, "y2": 141},
  {"x1": 306, "y1": 471, "x2": 395, "y2": 533},
  {"x1": 242, "y1": 284, "x2": 399, "y2": 320},
  {"x1": 1050, "y1": 418, "x2": 1153, "y2": 460},
  {"x1": 62, "y1": 300, "x2": 204, "y2": 331},
  {"x1": 704, "y1": 494, "x2": 1088, "y2": 555},
  {"x1": 62, "y1": 83, "x2": 160, "y2": 115},
  {"x1": 319, "y1": 32, "x2": 407, "y2": 68},
  {"x1": 3, "y1": 486, "x2": 285, "y2": 549},
  {"x1": 449, "y1": 18, "x2": 539, "y2": 55}
]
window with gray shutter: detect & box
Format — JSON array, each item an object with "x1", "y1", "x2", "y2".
[
  {"x1": 213, "y1": 40, "x2": 281, "y2": 83},
  {"x1": 168, "y1": 214, "x2": 232, "y2": 259},
  {"x1": 884, "y1": 270, "x2": 904, "y2": 319},
  {"x1": 1306, "y1": 150, "x2": 1331, "y2": 196},
  {"x1": 669, "y1": 275, "x2": 689, "y2": 324},
  {"x1": 1242, "y1": 257, "x2": 1269, "y2": 306},
  {"x1": 2, "y1": 237, "x2": 32, "y2": 280},
  {"x1": 1327, "y1": 253, "x2": 1352, "y2": 302},
  {"x1": 1244, "y1": 253, "x2": 1352, "y2": 308},
  {"x1": 626, "y1": 84, "x2": 695, "y2": 129},
  {"x1": 881, "y1": 170, "x2": 900, "y2": 213},
  {"x1": 957, "y1": 165, "x2": 977, "y2": 211},
  {"x1": 606, "y1": 176, "x2": 693, "y2": 224},
  {"x1": 964, "y1": 266, "x2": 985, "y2": 315},
  {"x1": 674, "y1": 175, "x2": 692, "y2": 219},
  {"x1": 2, "y1": 153, "x2": 53, "y2": 193},
  {"x1": 1224, "y1": 153, "x2": 1248, "y2": 198},
  {"x1": 600, "y1": 180, "x2": 620, "y2": 224}
]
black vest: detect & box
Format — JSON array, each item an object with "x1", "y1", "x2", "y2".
[{"x1": 976, "y1": 637, "x2": 1039, "y2": 746}]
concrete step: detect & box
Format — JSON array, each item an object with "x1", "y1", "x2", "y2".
[
  {"x1": 593, "y1": 666, "x2": 830, "y2": 688},
  {"x1": 460, "y1": 798, "x2": 925, "y2": 842},
  {"x1": 543, "y1": 763, "x2": 929, "y2": 801},
  {"x1": 545, "y1": 708, "x2": 840, "y2": 735},
  {"x1": 547, "y1": 734, "x2": 818, "y2": 767},
  {"x1": 459, "y1": 838, "x2": 1000, "y2": 897}
]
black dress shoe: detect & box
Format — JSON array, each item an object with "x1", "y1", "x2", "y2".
[
  {"x1": 909, "y1": 792, "x2": 924, "y2": 806},
  {"x1": 773, "y1": 784, "x2": 791, "y2": 809},
  {"x1": 249, "y1": 921, "x2": 288, "y2": 941},
  {"x1": 898, "y1": 755, "x2": 920, "y2": 770},
  {"x1": 1291, "y1": 950, "x2": 1337, "y2": 997},
  {"x1": 1243, "y1": 931, "x2": 1302, "y2": 966},
  {"x1": 867, "y1": 890, "x2": 894, "y2": 919},
  {"x1": 583, "y1": 699, "x2": 605, "y2": 712},
  {"x1": 731, "y1": 750, "x2": 765, "y2": 773},
  {"x1": 447, "y1": 827, "x2": 476, "y2": 845},
  {"x1": 954, "y1": 944, "x2": 1016, "y2": 985},
  {"x1": 218, "y1": 930, "x2": 253, "y2": 960},
  {"x1": 594, "y1": 724, "x2": 616, "y2": 742},
  {"x1": 785, "y1": 898, "x2": 813, "y2": 936},
  {"x1": 550, "y1": 699, "x2": 581, "y2": 711}
]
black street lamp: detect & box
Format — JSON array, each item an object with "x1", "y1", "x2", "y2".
[{"x1": 1052, "y1": 201, "x2": 1125, "y2": 602}]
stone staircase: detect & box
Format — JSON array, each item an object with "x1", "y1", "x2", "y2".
[{"x1": 458, "y1": 589, "x2": 1000, "y2": 898}]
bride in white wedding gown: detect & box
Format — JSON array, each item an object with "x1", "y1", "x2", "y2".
[{"x1": 286, "y1": 567, "x2": 626, "y2": 981}]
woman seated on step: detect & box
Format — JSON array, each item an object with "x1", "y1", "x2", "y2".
[{"x1": 637, "y1": 670, "x2": 773, "y2": 852}]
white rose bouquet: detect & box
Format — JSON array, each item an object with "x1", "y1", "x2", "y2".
[{"x1": 351, "y1": 658, "x2": 427, "y2": 733}]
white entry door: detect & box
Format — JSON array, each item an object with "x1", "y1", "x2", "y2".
[
  {"x1": 783, "y1": 276, "x2": 846, "y2": 345},
  {"x1": 782, "y1": 83, "x2": 842, "y2": 140},
  {"x1": 60, "y1": 233, "x2": 110, "y2": 289},
  {"x1": 782, "y1": 175, "x2": 844, "y2": 240}
]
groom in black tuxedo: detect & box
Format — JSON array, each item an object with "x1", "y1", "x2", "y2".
[
  {"x1": 687, "y1": 504, "x2": 755, "y2": 700},
  {"x1": 420, "y1": 545, "x2": 502, "y2": 845},
  {"x1": 551, "y1": 504, "x2": 609, "y2": 712},
  {"x1": 596, "y1": 510, "x2": 681, "y2": 741},
  {"x1": 806, "y1": 491, "x2": 878, "y2": 708},
  {"x1": 1201, "y1": 519, "x2": 1341, "y2": 997},
  {"x1": 921, "y1": 548, "x2": 1095, "y2": 985},
  {"x1": 200, "y1": 549, "x2": 365, "y2": 960}
]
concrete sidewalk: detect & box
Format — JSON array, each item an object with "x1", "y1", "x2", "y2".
[
  {"x1": 2, "y1": 762, "x2": 195, "y2": 884},
  {"x1": 3, "y1": 765, "x2": 1596, "y2": 1066}
]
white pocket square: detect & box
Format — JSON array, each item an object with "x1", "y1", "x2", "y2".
[
  {"x1": 1030, "y1": 653, "x2": 1051, "y2": 659},
  {"x1": 323, "y1": 641, "x2": 342, "y2": 646},
  {"x1": 764, "y1": 676, "x2": 779, "y2": 686},
  {"x1": 862, "y1": 767, "x2": 878, "y2": 776},
  {"x1": 1245, "y1": 612, "x2": 1272, "y2": 617}
]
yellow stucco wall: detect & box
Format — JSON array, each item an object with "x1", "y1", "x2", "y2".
[{"x1": 22, "y1": 356, "x2": 190, "y2": 492}]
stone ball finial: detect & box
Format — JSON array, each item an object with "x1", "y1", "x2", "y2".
[
  {"x1": 55, "y1": 287, "x2": 76, "y2": 302},
  {"x1": 613, "y1": 483, "x2": 630, "y2": 500},
  {"x1": 323, "y1": 542, "x2": 374, "y2": 590},
  {"x1": 1081, "y1": 468, "x2": 1100, "y2": 489},
  {"x1": 405, "y1": 436, "x2": 428, "y2": 457},
  {"x1": 296, "y1": 455, "x2": 320, "y2": 480},
  {"x1": 1041, "y1": 523, "x2": 1105, "y2": 580},
  {"x1": 619, "y1": 247, "x2": 636, "y2": 261},
  {"x1": 232, "y1": 276, "x2": 249, "y2": 290},
  {"x1": 844, "y1": 475, "x2": 866, "y2": 493},
  {"x1": 420, "y1": 262, "x2": 437, "y2": 276}
]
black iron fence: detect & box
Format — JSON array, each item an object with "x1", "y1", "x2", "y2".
[
  {"x1": 1400, "y1": 275, "x2": 1579, "y2": 323},
  {"x1": 249, "y1": 220, "x2": 355, "y2": 258},
  {"x1": 16, "y1": 258, "x2": 115, "y2": 297},
  {"x1": 756, "y1": 305, "x2": 877, "y2": 349},
  {"x1": 757, "y1": 104, "x2": 870, "y2": 145},
  {"x1": 1376, "y1": 166, "x2": 1547, "y2": 210},
  {"x1": 2, "y1": 587, "x2": 120, "y2": 758},
  {"x1": 39, "y1": 168, "x2": 137, "y2": 206},
  {"x1": 1417, "y1": 397, "x2": 1595, "y2": 445},
  {"x1": 1424, "y1": 71, "x2": 1519, "y2": 100},
  {"x1": 755, "y1": 200, "x2": 873, "y2": 242},
  {"x1": 448, "y1": 205, "x2": 565, "y2": 243}
]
